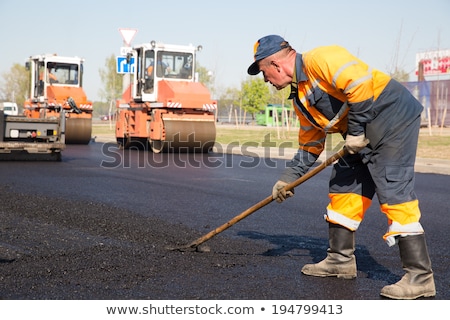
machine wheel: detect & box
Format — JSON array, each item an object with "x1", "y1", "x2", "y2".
[
  {"x1": 116, "y1": 137, "x2": 126, "y2": 149},
  {"x1": 54, "y1": 152, "x2": 62, "y2": 162},
  {"x1": 117, "y1": 137, "x2": 148, "y2": 150},
  {"x1": 150, "y1": 139, "x2": 165, "y2": 153}
]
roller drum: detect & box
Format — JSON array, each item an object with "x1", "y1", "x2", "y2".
[
  {"x1": 65, "y1": 118, "x2": 92, "y2": 144},
  {"x1": 151, "y1": 116, "x2": 216, "y2": 153}
]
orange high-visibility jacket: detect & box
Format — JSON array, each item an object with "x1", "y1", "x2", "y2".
[
  {"x1": 291, "y1": 45, "x2": 392, "y2": 156},
  {"x1": 280, "y1": 45, "x2": 422, "y2": 182}
]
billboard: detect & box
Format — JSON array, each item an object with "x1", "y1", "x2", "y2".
[{"x1": 416, "y1": 49, "x2": 450, "y2": 76}]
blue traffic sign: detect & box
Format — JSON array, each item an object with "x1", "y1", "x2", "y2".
[{"x1": 116, "y1": 56, "x2": 135, "y2": 74}]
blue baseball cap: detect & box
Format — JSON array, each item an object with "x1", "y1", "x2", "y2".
[{"x1": 247, "y1": 35, "x2": 289, "y2": 75}]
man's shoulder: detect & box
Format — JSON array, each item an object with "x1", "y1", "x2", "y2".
[{"x1": 303, "y1": 45, "x2": 354, "y2": 66}]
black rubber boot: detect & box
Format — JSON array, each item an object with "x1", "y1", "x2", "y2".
[
  {"x1": 301, "y1": 223, "x2": 357, "y2": 279},
  {"x1": 380, "y1": 234, "x2": 436, "y2": 299}
]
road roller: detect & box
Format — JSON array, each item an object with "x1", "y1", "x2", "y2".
[
  {"x1": 23, "y1": 54, "x2": 93, "y2": 144},
  {"x1": 0, "y1": 109, "x2": 65, "y2": 161},
  {"x1": 115, "y1": 41, "x2": 216, "y2": 153}
]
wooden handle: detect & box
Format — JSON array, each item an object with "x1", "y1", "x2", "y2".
[{"x1": 185, "y1": 148, "x2": 348, "y2": 249}]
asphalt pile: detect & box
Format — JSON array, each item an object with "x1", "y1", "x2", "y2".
[{"x1": 0, "y1": 185, "x2": 276, "y2": 299}]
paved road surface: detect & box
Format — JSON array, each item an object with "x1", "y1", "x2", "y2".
[{"x1": 0, "y1": 141, "x2": 448, "y2": 300}]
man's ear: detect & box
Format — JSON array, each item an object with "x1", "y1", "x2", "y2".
[{"x1": 271, "y1": 60, "x2": 280, "y2": 72}]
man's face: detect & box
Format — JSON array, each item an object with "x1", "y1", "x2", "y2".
[{"x1": 258, "y1": 58, "x2": 291, "y2": 90}]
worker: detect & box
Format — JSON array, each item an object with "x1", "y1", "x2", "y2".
[
  {"x1": 247, "y1": 34, "x2": 435, "y2": 300},
  {"x1": 146, "y1": 59, "x2": 155, "y2": 76},
  {"x1": 39, "y1": 64, "x2": 58, "y2": 84},
  {"x1": 180, "y1": 57, "x2": 193, "y2": 79},
  {"x1": 147, "y1": 58, "x2": 170, "y2": 77},
  {"x1": 37, "y1": 65, "x2": 57, "y2": 95}
]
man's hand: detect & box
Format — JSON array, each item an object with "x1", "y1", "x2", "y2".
[
  {"x1": 345, "y1": 134, "x2": 370, "y2": 154},
  {"x1": 272, "y1": 180, "x2": 294, "y2": 203}
]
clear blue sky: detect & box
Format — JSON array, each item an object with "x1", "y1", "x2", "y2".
[{"x1": 1, "y1": 0, "x2": 449, "y2": 101}]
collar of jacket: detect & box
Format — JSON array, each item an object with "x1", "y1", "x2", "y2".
[{"x1": 289, "y1": 53, "x2": 307, "y2": 99}]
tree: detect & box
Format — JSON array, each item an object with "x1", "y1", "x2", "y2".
[
  {"x1": 241, "y1": 77, "x2": 270, "y2": 119},
  {"x1": 269, "y1": 85, "x2": 291, "y2": 107},
  {"x1": 217, "y1": 86, "x2": 241, "y2": 122},
  {"x1": 196, "y1": 63, "x2": 213, "y2": 87},
  {"x1": 196, "y1": 62, "x2": 216, "y2": 99},
  {"x1": 98, "y1": 54, "x2": 123, "y2": 102},
  {"x1": 0, "y1": 63, "x2": 29, "y2": 107}
]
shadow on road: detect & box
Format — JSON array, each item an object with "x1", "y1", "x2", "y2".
[{"x1": 238, "y1": 231, "x2": 401, "y2": 284}]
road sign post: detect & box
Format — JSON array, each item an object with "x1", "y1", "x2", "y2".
[{"x1": 118, "y1": 28, "x2": 138, "y2": 100}]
